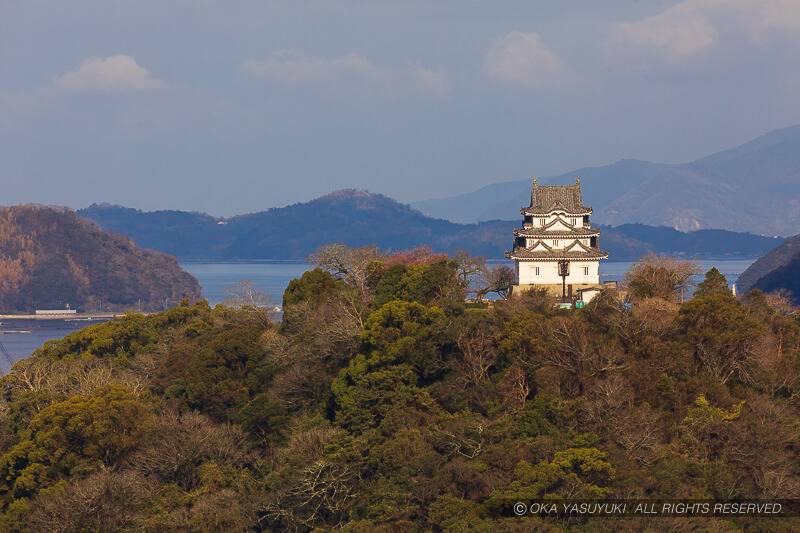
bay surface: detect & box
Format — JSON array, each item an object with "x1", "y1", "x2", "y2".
[{"x1": 0, "y1": 259, "x2": 755, "y2": 370}]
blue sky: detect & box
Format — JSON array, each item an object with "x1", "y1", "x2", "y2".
[{"x1": 1, "y1": 0, "x2": 799, "y2": 215}]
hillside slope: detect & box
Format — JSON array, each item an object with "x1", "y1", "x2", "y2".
[
  {"x1": 737, "y1": 234, "x2": 800, "y2": 302},
  {"x1": 0, "y1": 205, "x2": 200, "y2": 312},
  {"x1": 2, "y1": 258, "x2": 799, "y2": 529},
  {"x1": 79, "y1": 191, "x2": 781, "y2": 261},
  {"x1": 412, "y1": 125, "x2": 800, "y2": 235}
]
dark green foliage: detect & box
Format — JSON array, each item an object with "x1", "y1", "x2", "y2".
[
  {"x1": 359, "y1": 300, "x2": 455, "y2": 379},
  {"x1": 678, "y1": 292, "x2": 764, "y2": 384},
  {"x1": 373, "y1": 260, "x2": 462, "y2": 308},
  {"x1": 0, "y1": 386, "x2": 154, "y2": 503},
  {"x1": 694, "y1": 267, "x2": 730, "y2": 299},
  {"x1": 1, "y1": 256, "x2": 800, "y2": 531},
  {"x1": 283, "y1": 267, "x2": 342, "y2": 308},
  {"x1": 37, "y1": 303, "x2": 205, "y2": 360},
  {"x1": 154, "y1": 319, "x2": 281, "y2": 425}
]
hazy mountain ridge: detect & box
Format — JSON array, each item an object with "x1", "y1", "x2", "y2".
[
  {"x1": 412, "y1": 125, "x2": 800, "y2": 236},
  {"x1": 78, "y1": 190, "x2": 782, "y2": 262},
  {"x1": 0, "y1": 205, "x2": 201, "y2": 312}
]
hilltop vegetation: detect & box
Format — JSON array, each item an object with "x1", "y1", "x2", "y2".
[
  {"x1": 78, "y1": 191, "x2": 781, "y2": 261},
  {"x1": 0, "y1": 205, "x2": 200, "y2": 312},
  {"x1": 0, "y1": 247, "x2": 798, "y2": 531}
]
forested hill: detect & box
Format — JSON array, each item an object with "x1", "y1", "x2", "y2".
[
  {"x1": 737, "y1": 233, "x2": 800, "y2": 304},
  {"x1": 1, "y1": 254, "x2": 799, "y2": 529},
  {"x1": 78, "y1": 190, "x2": 781, "y2": 261},
  {"x1": 0, "y1": 205, "x2": 200, "y2": 312}
]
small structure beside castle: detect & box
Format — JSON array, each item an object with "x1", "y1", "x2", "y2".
[{"x1": 506, "y1": 177, "x2": 608, "y2": 301}]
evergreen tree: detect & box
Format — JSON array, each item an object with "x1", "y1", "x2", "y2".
[{"x1": 694, "y1": 267, "x2": 730, "y2": 299}]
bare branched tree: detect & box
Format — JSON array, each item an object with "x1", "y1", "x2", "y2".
[
  {"x1": 224, "y1": 280, "x2": 272, "y2": 308},
  {"x1": 499, "y1": 365, "x2": 530, "y2": 412},
  {"x1": 541, "y1": 317, "x2": 626, "y2": 393},
  {"x1": 623, "y1": 254, "x2": 698, "y2": 302},
  {"x1": 483, "y1": 264, "x2": 515, "y2": 300},
  {"x1": 453, "y1": 251, "x2": 486, "y2": 295},
  {"x1": 223, "y1": 280, "x2": 274, "y2": 328},
  {"x1": 309, "y1": 245, "x2": 382, "y2": 297},
  {"x1": 455, "y1": 327, "x2": 498, "y2": 386},
  {"x1": 453, "y1": 251, "x2": 515, "y2": 301}
]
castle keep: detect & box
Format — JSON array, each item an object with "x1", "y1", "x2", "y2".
[{"x1": 506, "y1": 177, "x2": 608, "y2": 300}]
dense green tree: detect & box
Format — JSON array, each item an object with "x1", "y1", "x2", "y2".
[
  {"x1": 373, "y1": 260, "x2": 463, "y2": 308},
  {"x1": 678, "y1": 292, "x2": 764, "y2": 384},
  {"x1": 694, "y1": 267, "x2": 731, "y2": 299},
  {"x1": 359, "y1": 300, "x2": 455, "y2": 380},
  {"x1": 283, "y1": 267, "x2": 343, "y2": 308},
  {"x1": 0, "y1": 386, "x2": 153, "y2": 502}
]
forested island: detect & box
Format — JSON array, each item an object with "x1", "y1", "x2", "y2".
[
  {"x1": 0, "y1": 205, "x2": 200, "y2": 312},
  {"x1": 1, "y1": 246, "x2": 797, "y2": 531}
]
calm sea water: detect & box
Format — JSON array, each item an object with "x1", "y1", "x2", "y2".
[
  {"x1": 0, "y1": 318, "x2": 109, "y2": 372},
  {"x1": 0, "y1": 259, "x2": 755, "y2": 370}
]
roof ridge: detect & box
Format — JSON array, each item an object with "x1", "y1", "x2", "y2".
[{"x1": 529, "y1": 178, "x2": 588, "y2": 213}]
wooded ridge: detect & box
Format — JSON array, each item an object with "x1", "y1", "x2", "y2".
[{"x1": 78, "y1": 190, "x2": 782, "y2": 261}]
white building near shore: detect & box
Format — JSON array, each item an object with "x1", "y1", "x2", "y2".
[{"x1": 506, "y1": 177, "x2": 608, "y2": 300}]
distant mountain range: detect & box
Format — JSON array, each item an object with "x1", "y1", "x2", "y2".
[
  {"x1": 0, "y1": 205, "x2": 200, "y2": 312},
  {"x1": 412, "y1": 125, "x2": 800, "y2": 236},
  {"x1": 78, "y1": 190, "x2": 781, "y2": 262}
]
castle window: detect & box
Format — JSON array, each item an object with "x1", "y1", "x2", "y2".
[
  {"x1": 553, "y1": 240, "x2": 559, "y2": 246},
  {"x1": 539, "y1": 218, "x2": 546, "y2": 226},
  {"x1": 535, "y1": 267, "x2": 540, "y2": 276},
  {"x1": 570, "y1": 218, "x2": 577, "y2": 225},
  {"x1": 583, "y1": 267, "x2": 589, "y2": 275}
]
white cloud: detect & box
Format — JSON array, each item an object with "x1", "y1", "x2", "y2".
[
  {"x1": 610, "y1": 3, "x2": 718, "y2": 62},
  {"x1": 606, "y1": 0, "x2": 800, "y2": 69},
  {"x1": 56, "y1": 55, "x2": 166, "y2": 93},
  {"x1": 483, "y1": 32, "x2": 566, "y2": 91},
  {"x1": 243, "y1": 51, "x2": 448, "y2": 99}
]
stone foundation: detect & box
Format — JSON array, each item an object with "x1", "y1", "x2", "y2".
[{"x1": 511, "y1": 283, "x2": 603, "y2": 299}]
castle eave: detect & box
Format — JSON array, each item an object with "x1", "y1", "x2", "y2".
[
  {"x1": 521, "y1": 206, "x2": 593, "y2": 216},
  {"x1": 514, "y1": 227, "x2": 600, "y2": 237},
  {"x1": 506, "y1": 249, "x2": 609, "y2": 261}
]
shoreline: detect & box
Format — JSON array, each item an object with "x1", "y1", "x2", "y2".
[{"x1": 0, "y1": 312, "x2": 134, "y2": 321}]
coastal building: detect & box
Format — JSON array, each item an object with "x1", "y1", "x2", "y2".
[{"x1": 506, "y1": 177, "x2": 608, "y2": 300}]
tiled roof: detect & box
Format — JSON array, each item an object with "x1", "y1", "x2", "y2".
[
  {"x1": 505, "y1": 248, "x2": 609, "y2": 260},
  {"x1": 515, "y1": 227, "x2": 600, "y2": 237},
  {"x1": 506, "y1": 237, "x2": 609, "y2": 261},
  {"x1": 515, "y1": 216, "x2": 600, "y2": 237},
  {"x1": 521, "y1": 177, "x2": 591, "y2": 215}
]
